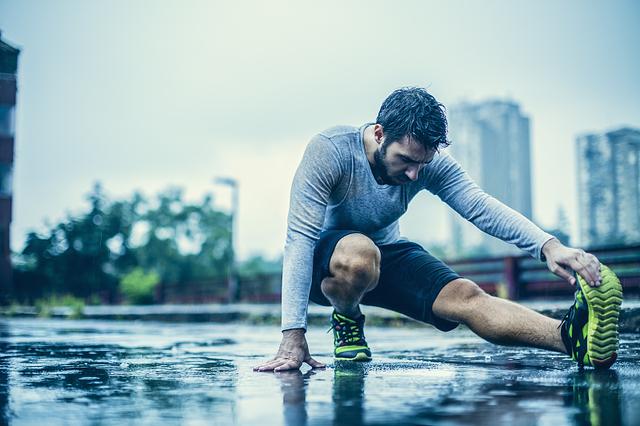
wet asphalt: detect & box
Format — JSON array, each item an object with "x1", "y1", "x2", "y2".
[{"x1": 0, "y1": 318, "x2": 638, "y2": 426}]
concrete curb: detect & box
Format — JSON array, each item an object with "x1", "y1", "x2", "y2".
[{"x1": 2, "y1": 301, "x2": 640, "y2": 333}]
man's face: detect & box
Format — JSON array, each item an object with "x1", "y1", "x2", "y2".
[{"x1": 373, "y1": 135, "x2": 436, "y2": 186}]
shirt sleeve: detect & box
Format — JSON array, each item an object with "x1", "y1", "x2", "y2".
[
  {"x1": 281, "y1": 135, "x2": 344, "y2": 331},
  {"x1": 422, "y1": 151, "x2": 555, "y2": 260}
]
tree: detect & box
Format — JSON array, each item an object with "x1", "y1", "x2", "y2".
[
  {"x1": 16, "y1": 183, "x2": 120, "y2": 301},
  {"x1": 13, "y1": 183, "x2": 233, "y2": 303},
  {"x1": 238, "y1": 255, "x2": 282, "y2": 278}
]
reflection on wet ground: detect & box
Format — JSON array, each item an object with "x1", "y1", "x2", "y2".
[{"x1": 0, "y1": 319, "x2": 638, "y2": 425}]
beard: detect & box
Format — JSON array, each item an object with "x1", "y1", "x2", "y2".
[{"x1": 373, "y1": 146, "x2": 410, "y2": 186}]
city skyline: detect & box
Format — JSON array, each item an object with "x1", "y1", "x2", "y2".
[
  {"x1": 447, "y1": 100, "x2": 533, "y2": 256},
  {"x1": 576, "y1": 128, "x2": 640, "y2": 247},
  {"x1": 0, "y1": 1, "x2": 639, "y2": 259}
]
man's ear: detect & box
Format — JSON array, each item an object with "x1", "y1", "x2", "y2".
[{"x1": 373, "y1": 124, "x2": 385, "y2": 146}]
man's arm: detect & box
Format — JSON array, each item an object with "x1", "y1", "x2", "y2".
[
  {"x1": 423, "y1": 152, "x2": 601, "y2": 287},
  {"x1": 254, "y1": 134, "x2": 343, "y2": 372}
]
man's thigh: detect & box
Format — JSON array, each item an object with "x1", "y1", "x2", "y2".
[
  {"x1": 309, "y1": 231, "x2": 462, "y2": 332},
  {"x1": 361, "y1": 240, "x2": 461, "y2": 331}
]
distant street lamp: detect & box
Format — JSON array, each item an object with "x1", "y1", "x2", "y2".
[{"x1": 213, "y1": 177, "x2": 239, "y2": 303}]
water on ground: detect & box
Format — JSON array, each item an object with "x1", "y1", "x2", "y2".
[{"x1": 0, "y1": 318, "x2": 638, "y2": 425}]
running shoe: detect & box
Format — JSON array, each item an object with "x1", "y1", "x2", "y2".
[
  {"x1": 560, "y1": 264, "x2": 623, "y2": 369},
  {"x1": 328, "y1": 311, "x2": 372, "y2": 361}
]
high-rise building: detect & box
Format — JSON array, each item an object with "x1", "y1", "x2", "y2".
[
  {"x1": 576, "y1": 128, "x2": 640, "y2": 248},
  {"x1": 447, "y1": 100, "x2": 534, "y2": 257},
  {"x1": 0, "y1": 31, "x2": 19, "y2": 300}
]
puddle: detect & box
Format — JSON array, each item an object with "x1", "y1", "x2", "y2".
[{"x1": 0, "y1": 318, "x2": 638, "y2": 425}]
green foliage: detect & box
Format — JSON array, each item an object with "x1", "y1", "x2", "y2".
[
  {"x1": 34, "y1": 295, "x2": 85, "y2": 319},
  {"x1": 135, "y1": 188, "x2": 232, "y2": 284},
  {"x1": 17, "y1": 183, "x2": 125, "y2": 301},
  {"x1": 13, "y1": 182, "x2": 233, "y2": 304},
  {"x1": 0, "y1": 302, "x2": 22, "y2": 317},
  {"x1": 120, "y1": 268, "x2": 160, "y2": 305},
  {"x1": 238, "y1": 255, "x2": 282, "y2": 278}
]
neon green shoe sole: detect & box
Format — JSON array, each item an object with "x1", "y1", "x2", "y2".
[
  {"x1": 334, "y1": 348, "x2": 372, "y2": 362},
  {"x1": 577, "y1": 265, "x2": 623, "y2": 369}
]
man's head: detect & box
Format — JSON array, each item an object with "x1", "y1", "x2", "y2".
[{"x1": 372, "y1": 87, "x2": 450, "y2": 185}]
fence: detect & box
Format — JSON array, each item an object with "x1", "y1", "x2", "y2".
[
  {"x1": 448, "y1": 244, "x2": 640, "y2": 300},
  {"x1": 154, "y1": 244, "x2": 640, "y2": 304},
  {"x1": 155, "y1": 273, "x2": 282, "y2": 304}
]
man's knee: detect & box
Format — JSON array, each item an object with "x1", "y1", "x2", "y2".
[
  {"x1": 433, "y1": 278, "x2": 488, "y2": 322},
  {"x1": 329, "y1": 233, "x2": 381, "y2": 290},
  {"x1": 450, "y1": 278, "x2": 487, "y2": 303}
]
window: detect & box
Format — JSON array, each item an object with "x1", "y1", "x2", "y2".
[
  {"x1": 0, "y1": 164, "x2": 12, "y2": 196},
  {"x1": 0, "y1": 105, "x2": 15, "y2": 137}
]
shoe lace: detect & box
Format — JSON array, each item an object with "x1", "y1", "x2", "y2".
[
  {"x1": 558, "y1": 309, "x2": 571, "y2": 330},
  {"x1": 327, "y1": 316, "x2": 365, "y2": 345},
  {"x1": 559, "y1": 288, "x2": 582, "y2": 330},
  {"x1": 558, "y1": 292, "x2": 581, "y2": 357}
]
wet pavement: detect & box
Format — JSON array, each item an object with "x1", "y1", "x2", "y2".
[{"x1": 0, "y1": 318, "x2": 639, "y2": 425}]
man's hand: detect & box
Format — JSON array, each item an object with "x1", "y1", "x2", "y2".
[
  {"x1": 542, "y1": 238, "x2": 601, "y2": 287},
  {"x1": 253, "y1": 328, "x2": 325, "y2": 372}
]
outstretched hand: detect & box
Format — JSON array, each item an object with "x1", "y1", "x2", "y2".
[
  {"x1": 542, "y1": 238, "x2": 601, "y2": 287},
  {"x1": 253, "y1": 328, "x2": 325, "y2": 372}
]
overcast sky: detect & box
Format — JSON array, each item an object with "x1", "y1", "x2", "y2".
[{"x1": 1, "y1": 0, "x2": 639, "y2": 259}]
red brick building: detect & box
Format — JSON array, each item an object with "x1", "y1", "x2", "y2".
[{"x1": 0, "y1": 31, "x2": 19, "y2": 303}]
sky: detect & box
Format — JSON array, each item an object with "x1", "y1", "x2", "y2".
[{"x1": 0, "y1": 0, "x2": 639, "y2": 259}]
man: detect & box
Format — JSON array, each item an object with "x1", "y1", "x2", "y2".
[{"x1": 254, "y1": 87, "x2": 623, "y2": 372}]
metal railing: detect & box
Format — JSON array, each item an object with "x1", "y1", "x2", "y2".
[
  {"x1": 448, "y1": 244, "x2": 640, "y2": 300},
  {"x1": 152, "y1": 244, "x2": 640, "y2": 304}
]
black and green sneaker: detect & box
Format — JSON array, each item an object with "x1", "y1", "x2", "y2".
[
  {"x1": 328, "y1": 311, "x2": 372, "y2": 361},
  {"x1": 560, "y1": 264, "x2": 623, "y2": 369}
]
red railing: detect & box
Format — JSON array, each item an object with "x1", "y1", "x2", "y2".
[
  {"x1": 153, "y1": 245, "x2": 640, "y2": 304},
  {"x1": 448, "y1": 244, "x2": 640, "y2": 300}
]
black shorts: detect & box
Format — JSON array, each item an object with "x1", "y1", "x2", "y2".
[{"x1": 309, "y1": 230, "x2": 461, "y2": 332}]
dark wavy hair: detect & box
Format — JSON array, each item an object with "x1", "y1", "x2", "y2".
[{"x1": 376, "y1": 87, "x2": 450, "y2": 151}]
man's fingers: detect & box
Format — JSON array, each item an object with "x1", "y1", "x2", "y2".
[
  {"x1": 258, "y1": 360, "x2": 288, "y2": 372},
  {"x1": 253, "y1": 362, "x2": 275, "y2": 372},
  {"x1": 546, "y1": 245, "x2": 603, "y2": 288},
  {"x1": 305, "y1": 356, "x2": 326, "y2": 369},
  {"x1": 274, "y1": 359, "x2": 302, "y2": 372},
  {"x1": 572, "y1": 252, "x2": 601, "y2": 287},
  {"x1": 256, "y1": 357, "x2": 323, "y2": 372},
  {"x1": 550, "y1": 262, "x2": 576, "y2": 285},
  {"x1": 584, "y1": 253, "x2": 601, "y2": 285},
  {"x1": 254, "y1": 359, "x2": 287, "y2": 372},
  {"x1": 254, "y1": 357, "x2": 302, "y2": 372},
  {"x1": 253, "y1": 358, "x2": 277, "y2": 371}
]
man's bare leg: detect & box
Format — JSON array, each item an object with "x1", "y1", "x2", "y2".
[
  {"x1": 320, "y1": 233, "x2": 381, "y2": 319},
  {"x1": 320, "y1": 233, "x2": 380, "y2": 361},
  {"x1": 433, "y1": 278, "x2": 567, "y2": 353},
  {"x1": 319, "y1": 237, "x2": 566, "y2": 354}
]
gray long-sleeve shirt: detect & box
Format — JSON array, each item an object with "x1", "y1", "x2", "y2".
[{"x1": 281, "y1": 124, "x2": 554, "y2": 331}]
